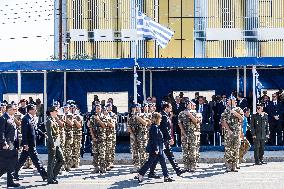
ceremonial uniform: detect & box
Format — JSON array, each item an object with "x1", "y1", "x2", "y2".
[
  {"x1": 64, "y1": 113, "x2": 74, "y2": 171},
  {"x1": 71, "y1": 114, "x2": 83, "y2": 168}
]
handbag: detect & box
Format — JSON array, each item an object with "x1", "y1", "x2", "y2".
[{"x1": 0, "y1": 149, "x2": 18, "y2": 173}]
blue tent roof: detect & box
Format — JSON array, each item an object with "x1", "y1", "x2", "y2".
[
  {"x1": 0, "y1": 57, "x2": 283, "y2": 72},
  {"x1": 0, "y1": 58, "x2": 134, "y2": 72},
  {"x1": 137, "y1": 57, "x2": 284, "y2": 69}
]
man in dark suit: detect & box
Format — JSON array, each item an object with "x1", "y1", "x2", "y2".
[
  {"x1": 267, "y1": 93, "x2": 283, "y2": 145},
  {"x1": 196, "y1": 96, "x2": 212, "y2": 145},
  {"x1": 0, "y1": 104, "x2": 20, "y2": 187},
  {"x1": 13, "y1": 104, "x2": 47, "y2": 181},
  {"x1": 171, "y1": 96, "x2": 185, "y2": 146},
  {"x1": 148, "y1": 103, "x2": 185, "y2": 178},
  {"x1": 237, "y1": 93, "x2": 248, "y2": 110},
  {"x1": 212, "y1": 95, "x2": 226, "y2": 133}
]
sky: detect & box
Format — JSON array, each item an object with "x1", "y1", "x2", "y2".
[{"x1": 0, "y1": 0, "x2": 54, "y2": 62}]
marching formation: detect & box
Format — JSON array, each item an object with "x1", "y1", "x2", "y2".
[{"x1": 0, "y1": 92, "x2": 271, "y2": 187}]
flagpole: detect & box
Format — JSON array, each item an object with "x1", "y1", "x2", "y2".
[
  {"x1": 252, "y1": 66, "x2": 256, "y2": 114},
  {"x1": 133, "y1": 5, "x2": 138, "y2": 104}
]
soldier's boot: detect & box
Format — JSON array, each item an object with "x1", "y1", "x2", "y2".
[
  {"x1": 184, "y1": 164, "x2": 189, "y2": 172},
  {"x1": 109, "y1": 163, "x2": 114, "y2": 169},
  {"x1": 231, "y1": 163, "x2": 238, "y2": 172},
  {"x1": 91, "y1": 167, "x2": 100, "y2": 174},
  {"x1": 225, "y1": 162, "x2": 232, "y2": 172}
]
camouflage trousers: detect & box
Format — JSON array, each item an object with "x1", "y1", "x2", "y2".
[
  {"x1": 224, "y1": 133, "x2": 240, "y2": 170},
  {"x1": 64, "y1": 138, "x2": 73, "y2": 170},
  {"x1": 92, "y1": 138, "x2": 106, "y2": 171},
  {"x1": 181, "y1": 132, "x2": 197, "y2": 170},
  {"x1": 239, "y1": 138, "x2": 251, "y2": 162},
  {"x1": 60, "y1": 131, "x2": 66, "y2": 162},
  {"x1": 196, "y1": 132, "x2": 201, "y2": 163},
  {"x1": 130, "y1": 131, "x2": 148, "y2": 168},
  {"x1": 71, "y1": 134, "x2": 82, "y2": 168},
  {"x1": 105, "y1": 128, "x2": 116, "y2": 167}
]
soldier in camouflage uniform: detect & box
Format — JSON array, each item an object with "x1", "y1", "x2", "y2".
[
  {"x1": 88, "y1": 104, "x2": 107, "y2": 173},
  {"x1": 135, "y1": 104, "x2": 149, "y2": 168},
  {"x1": 127, "y1": 104, "x2": 140, "y2": 172},
  {"x1": 70, "y1": 104, "x2": 83, "y2": 168},
  {"x1": 105, "y1": 103, "x2": 117, "y2": 170},
  {"x1": 55, "y1": 105, "x2": 67, "y2": 172},
  {"x1": 195, "y1": 112, "x2": 202, "y2": 164},
  {"x1": 178, "y1": 101, "x2": 200, "y2": 172},
  {"x1": 64, "y1": 108, "x2": 74, "y2": 172},
  {"x1": 221, "y1": 96, "x2": 244, "y2": 172}
]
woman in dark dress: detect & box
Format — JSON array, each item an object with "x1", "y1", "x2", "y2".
[{"x1": 135, "y1": 112, "x2": 174, "y2": 183}]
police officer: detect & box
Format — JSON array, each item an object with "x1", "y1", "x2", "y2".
[
  {"x1": 88, "y1": 104, "x2": 107, "y2": 173},
  {"x1": 14, "y1": 104, "x2": 48, "y2": 181},
  {"x1": 0, "y1": 104, "x2": 20, "y2": 187},
  {"x1": 46, "y1": 106, "x2": 64, "y2": 184},
  {"x1": 178, "y1": 100, "x2": 200, "y2": 172},
  {"x1": 251, "y1": 103, "x2": 269, "y2": 165},
  {"x1": 221, "y1": 96, "x2": 244, "y2": 172}
]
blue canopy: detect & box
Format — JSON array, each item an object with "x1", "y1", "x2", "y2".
[
  {"x1": 0, "y1": 57, "x2": 283, "y2": 72},
  {"x1": 0, "y1": 58, "x2": 134, "y2": 72},
  {"x1": 138, "y1": 57, "x2": 284, "y2": 69}
]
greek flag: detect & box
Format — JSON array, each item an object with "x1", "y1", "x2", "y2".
[
  {"x1": 137, "y1": 11, "x2": 174, "y2": 48},
  {"x1": 255, "y1": 71, "x2": 264, "y2": 98}
]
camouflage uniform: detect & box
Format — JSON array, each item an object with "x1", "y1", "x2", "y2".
[
  {"x1": 105, "y1": 112, "x2": 117, "y2": 168},
  {"x1": 71, "y1": 115, "x2": 82, "y2": 168},
  {"x1": 136, "y1": 113, "x2": 148, "y2": 167},
  {"x1": 127, "y1": 114, "x2": 139, "y2": 168},
  {"x1": 90, "y1": 114, "x2": 107, "y2": 172},
  {"x1": 58, "y1": 115, "x2": 66, "y2": 163},
  {"x1": 221, "y1": 107, "x2": 243, "y2": 171},
  {"x1": 178, "y1": 110, "x2": 198, "y2": 171},
  {"x1": 64, "y1": 115, "x2": 73, "y2": 171},
  {"x1": 195, "y1": 113, "x2": 202, "y2": 163}
]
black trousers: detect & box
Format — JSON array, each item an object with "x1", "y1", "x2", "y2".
[
  {"x1": 269, "y1": 121, "x2": 282, "y2": 145},
  {"x1": 47, "y1": 146, "x2": 64, "y2": 182},
  {"x1": 15, "y1": 146, "x2": 46, "y2": 176},
  {"x1": 139, "y1": 153, "x2": 169, "y2": 177},
  {"x1": 254, "y1": 139, "x2": 265, "y2": 163},
  {"x1": 149, "y1": 143, "x2": 181, "y2": 174}
]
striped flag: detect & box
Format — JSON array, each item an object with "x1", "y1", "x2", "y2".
[
  {"x1": 255, "y1": 70, "x2": 264, "y2": 99},
  {"x1": 137, "y1": 11, "x2": 174, "y2": 48}
]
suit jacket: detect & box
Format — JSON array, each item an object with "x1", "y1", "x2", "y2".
[
  {"x1": 172, "y1": 102, "x2": 185, "y2": 116},
  {"x1": 196, "y1": 103, "x2": 210, "y2": 124},
  {"x1": 238, "y1": 98, "x2": 248, "y2": 110},
  {"x1": 159, "y1": 111, "x2": 172, "y2": 143},
  {"x1": 0, "y1": 113, "x2": 16, "y2": 148},
  {"x1": 146, "y1": 124, "x2": 164, "y2": 155},
  {"x1": 251, "y1": 113, "x2": 269, "y2": 140},
  {"x1": 112, "y1": 105, "x2": 118, "y2": 114},
  {"x1": 21, "y1": 114, "x2": 37, "y2": 147},
  {"x1": 266, "y1": 101, "x2": 282, "y2": 123}
]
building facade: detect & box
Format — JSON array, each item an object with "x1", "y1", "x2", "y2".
[{"x1": 58, "y1": 0, "x2": 284, "y2": 59}]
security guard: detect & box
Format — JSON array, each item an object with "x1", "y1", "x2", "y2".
[
  {"x1": 251, "y1": 103, "x2": 269, "y2": 165},
  {"x1": 46, "y1": 106, "x2": 64, "y2": 184}
]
